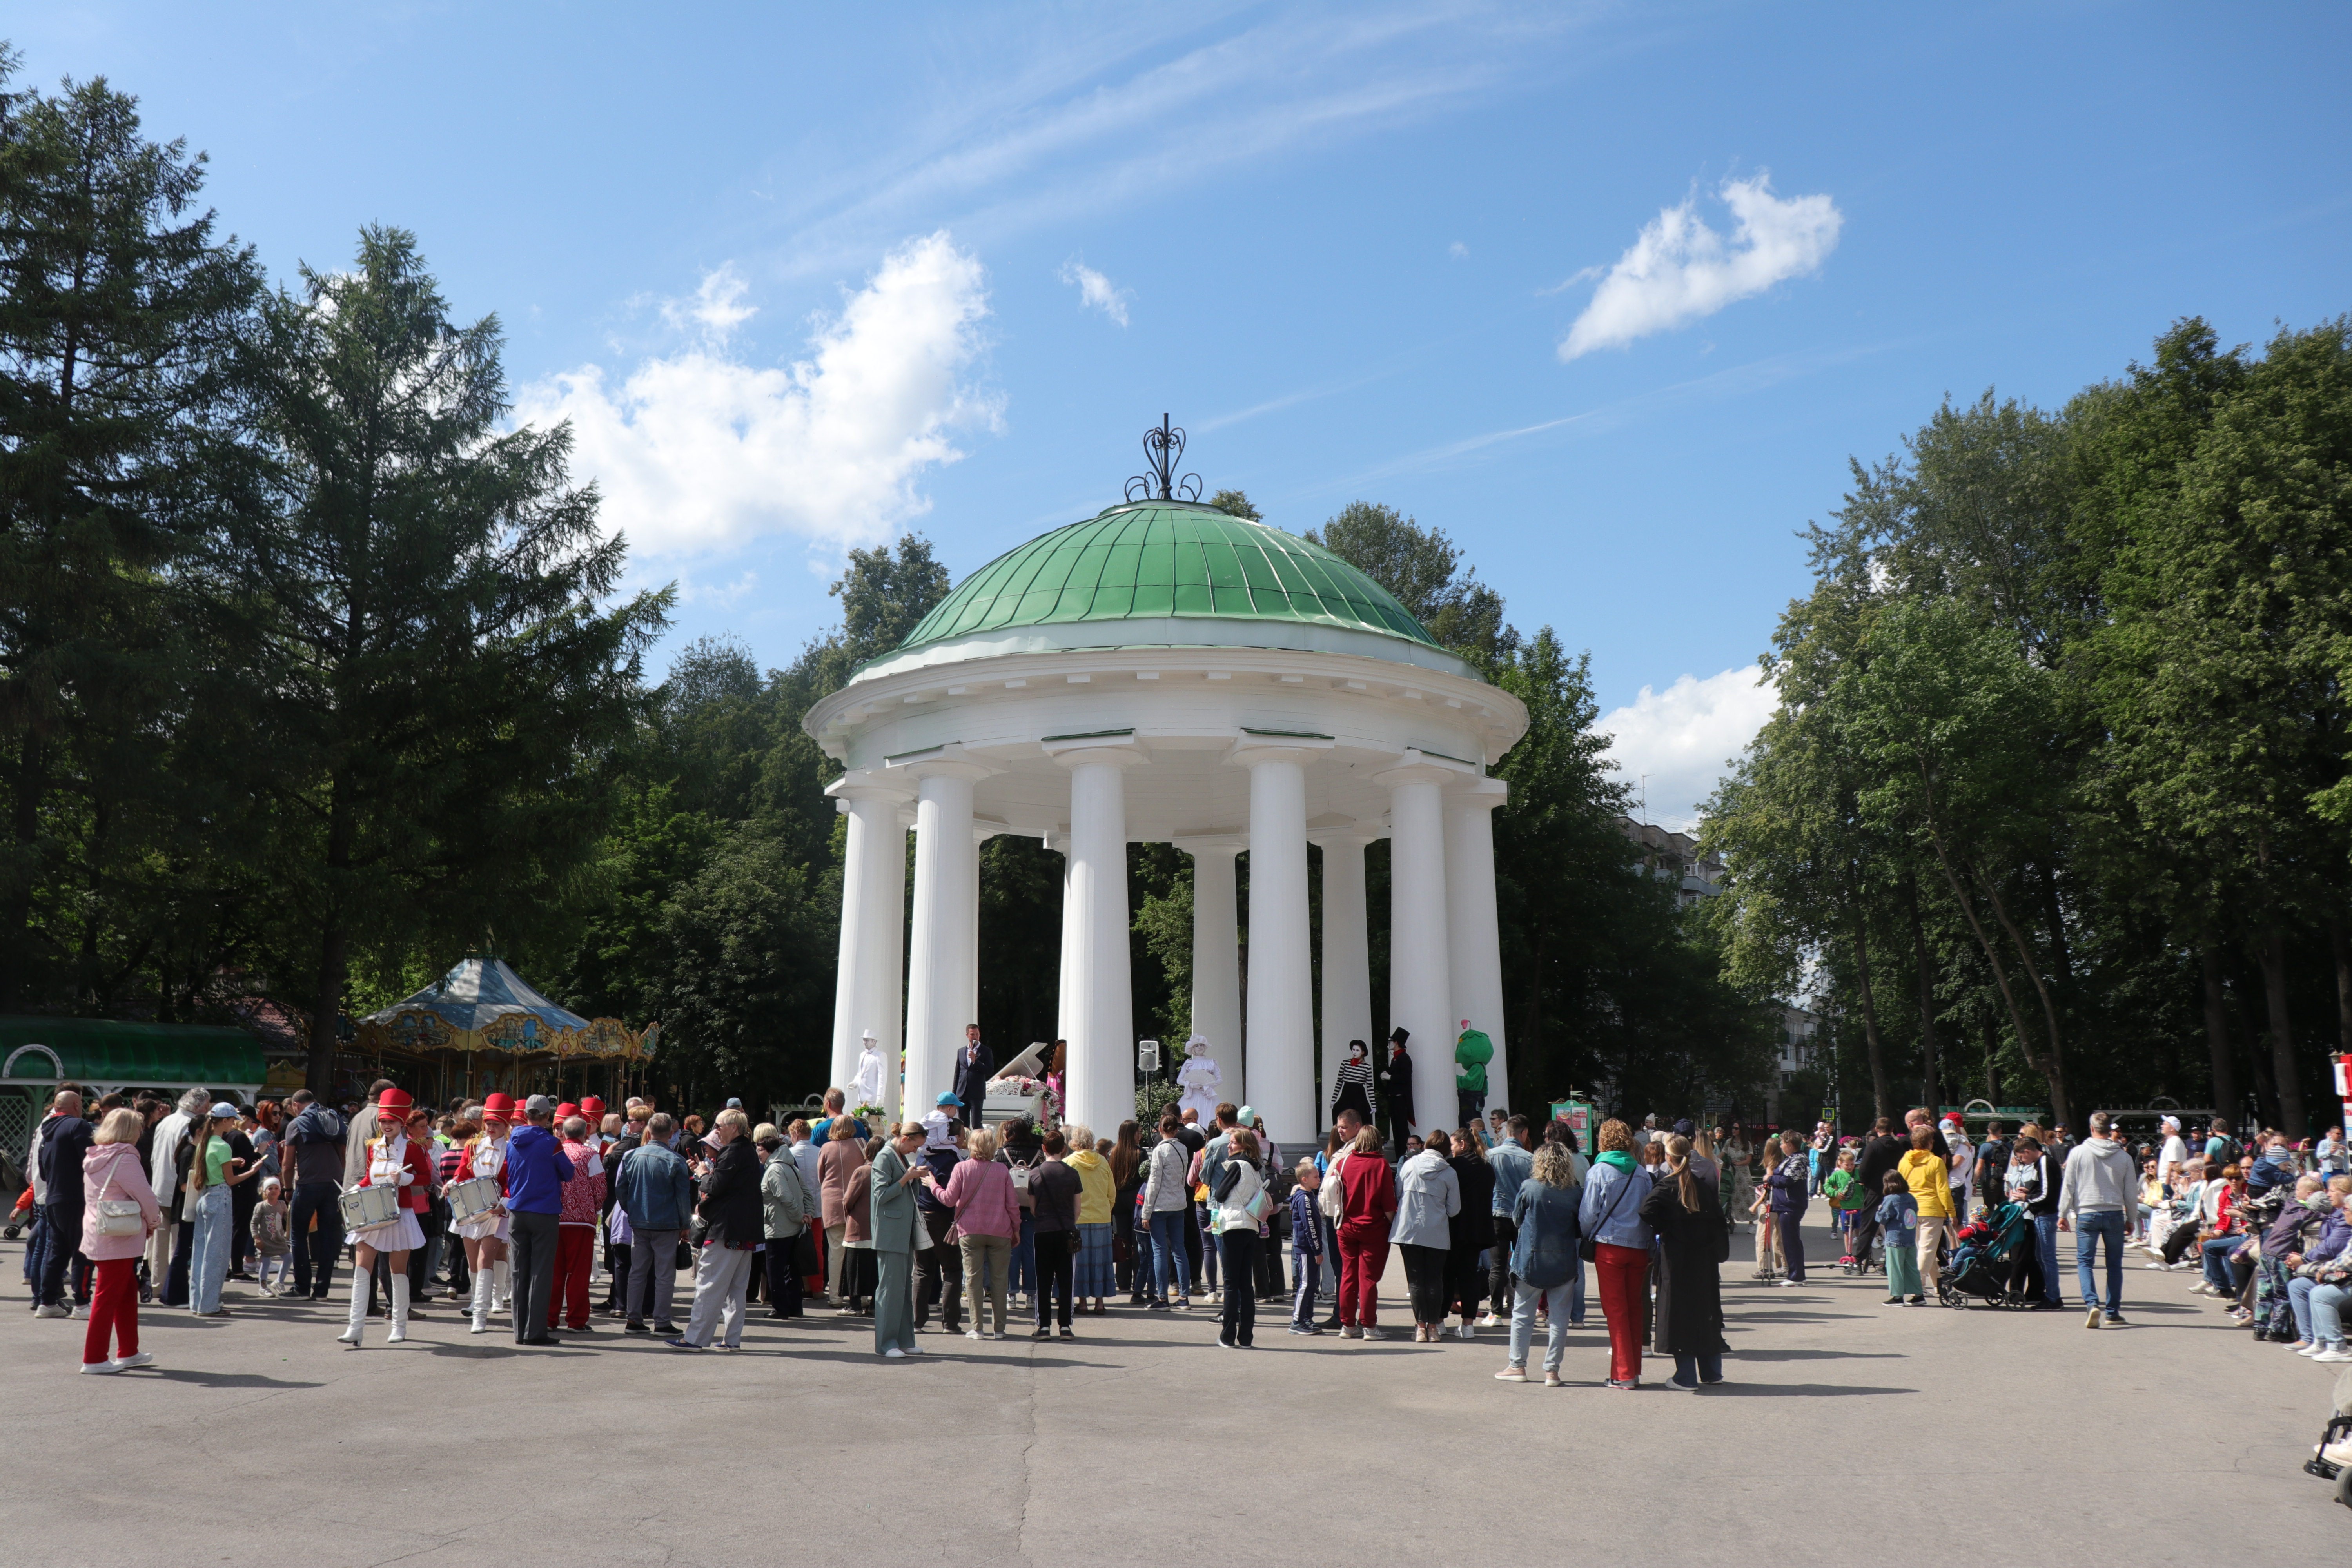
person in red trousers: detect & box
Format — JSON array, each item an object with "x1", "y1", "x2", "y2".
[
  {"x1": 1578, "y1": 1118, "x2": 1657, "y2": 1389},
  {"x1": 1335, "y1": 1123, "x2": 1399, "y2": 1338},
  {"x1": 79, "y1": 1108, "x2": 163, "y2": 1373},
  {"x1": 550, "y1": 1115, "x2": 607, "y2": 1333}
]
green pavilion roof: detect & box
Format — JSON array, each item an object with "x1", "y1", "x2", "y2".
[{"x1": 893, "y1": 502, "x2": 1440, "y2": 657}]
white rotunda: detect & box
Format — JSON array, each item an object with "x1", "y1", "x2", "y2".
[{"x1": 803, "y1": 445, "x2": 1530, "y2": 1148}]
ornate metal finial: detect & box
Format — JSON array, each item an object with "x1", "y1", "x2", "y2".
[{"x1": 1125, "y1": 413, "x2": 1201, "y2": 503}]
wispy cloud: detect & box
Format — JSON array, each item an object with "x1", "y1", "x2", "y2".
[
  {"x1": 1560, "y1": 172, "x2": 1842, "y2": 359},
  {"x1": 1058, "y1": 260, "x2": 1130, "y2": 325},
  {"x1": 1448, "y1": 240, "x2": 1470, "y2": 260},
  {"x1": 1593, "y1": 666, "x2": 1776, "y2": 833},
  {"x1": 1311, "y1": 336, "x2": 1905, "y2": 494},
  {"x1": 752, "y1": 7, "x2": 1591, "y2": 277},
  {"x1": 516, "y1": 232, "x2": 997, "y2": 560}
]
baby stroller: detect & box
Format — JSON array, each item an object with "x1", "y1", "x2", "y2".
[
  {"x1": 1936, "y1": 1201, "x2": 2036, "y2": 1309},
  {"x1": 2301, "y1": 1366, "x2": 2352, "y2": 1508}
]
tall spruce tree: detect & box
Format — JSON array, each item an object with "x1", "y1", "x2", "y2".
[
  {"x1": 0, "y1": 61, "x2": 258, "y2": 1007},
  {"x1": 232, "y1": 227, "x2": 668, "y2": 1089}
]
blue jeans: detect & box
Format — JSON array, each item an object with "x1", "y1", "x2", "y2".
[
  {"x1": 1673, "y1": 1350, "x2": 1725, "y2": 1384},
  {"x1": 2201, "y1": 1235, "x2": 2244, "y2": 1295},
  {"x1": 188, "y1": 1186, "x2": 232, "y2": 1315},
  {"x1": 1510, "y1": 1280, "x2": 1572, "y2": 1371},
  {"x1": 1011, "y1": 1212, "x2": 1037, "y2": 1298},
  {"x1": 1568, "y1": 1255, "x2": 1586, "y2": 1324},
  {"x1": 1147, "y1": 1210, "x2": 1192, "y2": 1300},
  {"x1": 2289, "y1": 1275, "x2": 2318, "y2": 1342},
  {"x1": 2033, "y1": 1213, "x2": 2062, "y2": 1305},
  {"x1": 2314, "y1": 1282, "x2": 2351, "y2": 1346},
  {"x1": 2072, "y1": 1208, "x2": 2125, "y2": 1314}
]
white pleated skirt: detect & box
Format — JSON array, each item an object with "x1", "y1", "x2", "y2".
[{"x1": 347, "y1": 1211, "x2": 426, "y2": 1252}]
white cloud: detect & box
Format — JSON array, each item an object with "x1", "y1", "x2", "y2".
[
  {"x1": 662, "y1": 265, "x2": 757, "y2": 341},
  {"x1": 1448, "y1": 240, "x2": 1469, "y2": 260},
  {"x1": 1559, "y1": 172, "x2": 1841, "y2": 360},
  {"x1": 517, "y1": 232, "x2": 994, "y2": 560},
  {"x1": 1592, "y1": 666, "x2": 1776, "y2": 832},
  {"x1": 1057, "y1": 260, "x2": 1130, "y2": 326}
]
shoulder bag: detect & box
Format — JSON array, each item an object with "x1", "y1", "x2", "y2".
[
  {"x1": 1579, "y1": 1169, "x2": 1632, "y2": 1265},
  {"x1": 94, "y1": 1160, "x2": 143, "y2": 1238}
]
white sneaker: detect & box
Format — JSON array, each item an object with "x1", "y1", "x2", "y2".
[
  {"x1": 883, "y1": 1347, "x2": 906, "y2": 1359},
  {"x1": 113, "y1": 1351, "x2": 152, "y2": 1370},
  {"x1": 78, "y1": 1360, "x2": 120, "y2": 1375},
  {"x1": 965, "y1": 1329, "x2": 982, "y2": 1340},
  {"x1": 1475, "y1": 1314, "x2": 1502, "y2": 1329},
  {"x1": 2084, "y1": 1307, "x2": 2103, "y2": 1329},
  {"x1": 2312, "y1": 1347, "x2": 2352, "y2": 1363},
  {"x1": 1458, "y1": 1323, "x2": 1476, "y2": 1340},
  {"x1": 2296, "y1": 1343, "x2": 2321, "y2": 1356},
  {"x1": 34, "y1": 1303, "x2": 69, "y2": 1319}
]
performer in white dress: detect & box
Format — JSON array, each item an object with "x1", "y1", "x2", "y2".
[
  {"x1": 340, "y1": 1086, "x2": 430, "y2": 1347},
  {"x1": 851, "y1": 1029, "x2": 888, "y2": 1111},
  {"x1": 1175, "y1": 1035, "x2": 1224, "y2": 1127},
  {"x1": 451, "y1": 1092, "x2": 515, "y2": 1334}
]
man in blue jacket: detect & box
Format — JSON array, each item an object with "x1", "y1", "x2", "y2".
[
  {"x1": 613, "y1": 1112, "x2": 693, "y2": 1334},
  {"x1": 503, "y1": 1095, "x2": 574, "y2": 1346}
]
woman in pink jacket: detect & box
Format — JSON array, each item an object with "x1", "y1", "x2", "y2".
[
  {"x1": 922, "y1": 1126, "x2": 1022, "y2": 1340},
  {"x1": 80, "y1": 1107, "x2": 164, "y2": 1373}
]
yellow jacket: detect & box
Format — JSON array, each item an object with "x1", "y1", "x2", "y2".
[
  {"x1": 1066, "y1": 1148, "x2": 1114, "y2": 1226},
  {"x1": 1899, "y1": 1150, "x2": 1953, "y2": 1218}
]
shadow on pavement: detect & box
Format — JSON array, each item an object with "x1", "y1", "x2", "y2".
[
  {"x1": 1694, "y1": 1381, "x2": 1918, "y2": 1397},
  {"x1": 143, "y1": 1370, "x2": 322, "y2": 1389},
  {"x1": 1732, "y1": 1347, "x2": 1903, "y2": 1361}
]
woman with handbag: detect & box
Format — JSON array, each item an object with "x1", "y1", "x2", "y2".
[
  {"x1": 338, "y1": 1086, "x2": 433, "y2": 1347},
  {"x1": 1579, "y1": 1118, "x2": 1655, "y2": 1389},
  {"x1": 80, "y1": 1108, "x2": 163, "y2": 1372},
  {"x1": 1210, "y1": 1128, "x2": 1268, "y2": 1348},
  {"x1": 451, "y1": 1097, "x2": 514, "y2": 1333}
]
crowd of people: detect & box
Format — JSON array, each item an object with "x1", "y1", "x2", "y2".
[{"x1": 19, "y1": 1071, "x2": 2347, "y2": 1393}]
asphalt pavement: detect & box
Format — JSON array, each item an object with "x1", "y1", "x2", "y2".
[{"x1": 2, "y1": 1209, "x2": 2344, "y2": 1565}]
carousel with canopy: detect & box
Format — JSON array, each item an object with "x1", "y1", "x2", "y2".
[{"x1": 355, "y1": 954, "x2": 657, "y2": 1107}]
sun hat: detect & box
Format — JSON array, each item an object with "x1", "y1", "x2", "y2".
[{"x1": 936, "y1": 1091, "x2": 962, "y2": 1107}]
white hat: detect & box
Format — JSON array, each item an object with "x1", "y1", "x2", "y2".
[{"x1": 1184, "y1": 1034, "x2": 1210, "y2": 1056}]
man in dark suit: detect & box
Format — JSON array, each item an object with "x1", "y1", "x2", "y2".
[
  {"x1": 1377, "y1": 1028, "x2": 1414, "y2": 1157},
  {"x1": 953, "y1": 1025, "x2": 992, "y2": 1128},
  {"x1": 34, "y1": 1089, "x2": 94, "y2": 1315}
]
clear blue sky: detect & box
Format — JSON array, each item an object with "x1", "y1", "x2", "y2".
[{"x1": 18, "y1": 3, "x2": 2348, "y2": 824}]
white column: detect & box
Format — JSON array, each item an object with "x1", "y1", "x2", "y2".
[
  {"x1": 1377, "y1": 756, "x2": 1455, "y2": 1137},
  {"x1": 1051, "y1": 740, "x2": 1144, "y2": 1142},
  {"x1": 1309, "y1": 827, "x2": 1378, "y2": 1132},
  {"x1": 1232, "y1": 738, "x2": 1328, "y2": 1147},
  {"x1": 826, "y1": 774, "x2": 909, "y2": 1094},
  {"x1": 899, "y1": 760, "x2": 987, "y2": 1126},
  {"x1": 1446, "y1": 779, "x2": 1511, "y2": 1120},
  {"x1": 1054, "y1": 844, "x2": 1074, "y2": 1045},
  {"x1": 1172, "y1": 837, "x2": 1243, "y2": 1089}
]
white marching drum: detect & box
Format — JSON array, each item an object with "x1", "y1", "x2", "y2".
[
  {"x1": 338, "y1": 1183, "x2": 403, "y2": 1234},
  {"x1": 447, "y1": 1174, "x2": 503, "y2": 1230}
]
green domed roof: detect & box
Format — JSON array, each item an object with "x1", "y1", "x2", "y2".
[{"x1": 896, "y1": 501, "x2": 1438, "y2": 655}]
